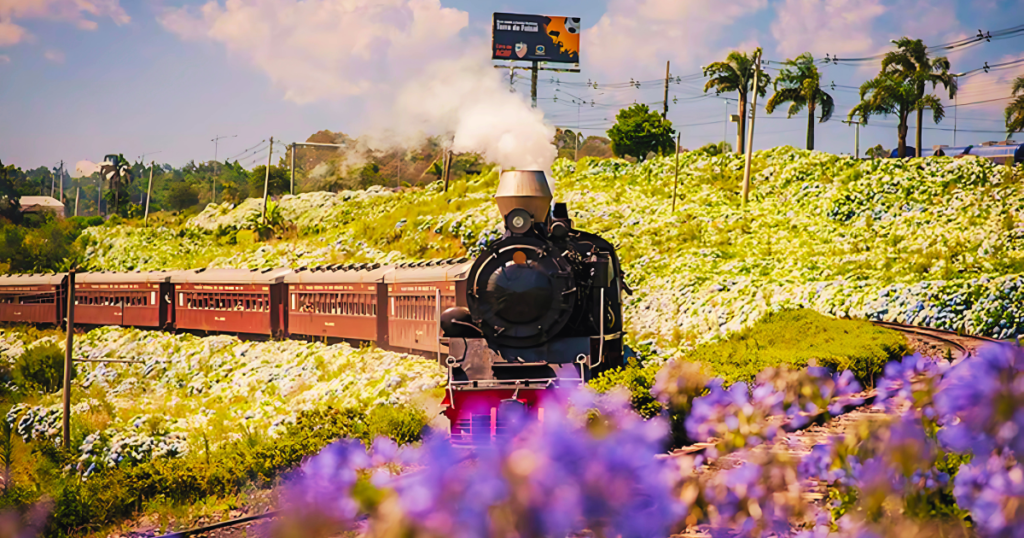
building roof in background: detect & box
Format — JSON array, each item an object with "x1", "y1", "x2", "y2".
[{"x1": 19, "y1": 197, "x2": 65, "y2": 212}]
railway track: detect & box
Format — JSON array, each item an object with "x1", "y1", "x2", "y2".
[{"x1": 869, "y1": 319, "x2": 1004, "y2": 362}]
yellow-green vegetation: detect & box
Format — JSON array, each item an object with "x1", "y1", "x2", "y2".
[{"x1": 687, "y1": 309, "x2": 909, "y2": 384}]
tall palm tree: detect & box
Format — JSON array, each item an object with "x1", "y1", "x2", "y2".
[
  {"x1": 703, "y1": 51, "x2": 770, "y2": 154},
  {"x1": 849, "y1": 72, "x2": 942, "y2": 158},
  {"x1": 765, "y1": 53, "x2": 834, "y2": 150},
  {"x1": 1007, "y1": 76, "x2": 1024, "y2": 138},
  {"x1": 880, "y1": 38, "x2": 957, "y2": 157}
]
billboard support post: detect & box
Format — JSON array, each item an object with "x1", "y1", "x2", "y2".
[{"x1": 531, "y1": 61, "x2": 539, "y2": 108}]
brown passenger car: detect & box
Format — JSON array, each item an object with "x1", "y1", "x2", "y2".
[
  {"x1": 0, "y1": 273, "x2": 66, "y2": 325},
  {"x1": 171, "y1": 268, "x2": 291, "y2": 337},
  {"x1": 75, "y1": 272, "x2": 177, "y2": 328},
  {"x1": 284, "y1": 265, "x2": 391, "y2": 343},
  {"x1": 384, "y1": 261, "x2": 471, "y2": 356}
]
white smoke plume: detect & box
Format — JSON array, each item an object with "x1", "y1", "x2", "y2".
[
  {"x1": 160, "y1": 0, "x2": 556, "y2": 175},
  {"x1": 74, "y1": 160, "x2": 100, "y2": 177}
]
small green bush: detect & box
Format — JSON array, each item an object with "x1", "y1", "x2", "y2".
[
  {"x1": 13, "y1": 342, "x2": 72, "y2": 393},
  {"x1": 589, "y1": 358, "x2": 662, "y2": 419},
  {"x1": 686, "y1": 309, "x2": 909, "y2": 385},
  {"x1": 365, "y1": 404, "x2": 428, "y2": 445}
]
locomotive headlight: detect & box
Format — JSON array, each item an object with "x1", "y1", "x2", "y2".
[{"x1": 512, "y1": 215, "x2": 525, "y2": 229}]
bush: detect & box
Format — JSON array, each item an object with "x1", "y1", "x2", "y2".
[
  {"x1": 589, "y1": 358, "x2": 662, "y2": 419},
  {"x1": 13, "y1": 342, "x2": 71, "y2": 393},
  {"x1": 685, "y1": 309, "x2": 909, "y2": 385},
  {"x1": 365, "y1": 404, "x2": 428, "y2": 445},
  {"x1": 166, "y1": 182, "x2": 200, "y2": 212}
]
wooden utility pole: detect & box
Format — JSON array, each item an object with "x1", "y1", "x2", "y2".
[
  {"x1": 262, "y1": 137, "x2": 273, "y2": 223},
  {"x1": 62, "y1": 269, "x2": 76, "y2": 449},
  {"x1": 144, "y1": 162, "x2": 154, "y2": 225},
  {"x1": 290, "y1": 143, "x2": 296, "y2": 195},
  {"x1": 672, "y1": 132, "x2": 681, "y2": 212},
  {"x1": 58, "y1": 161, "x2": 63, "y2": 203},
  {"x1": 663, "y1": 61, "x2": 670, "y2": 118},
  {"x1": 74, "y1": 188, "x2": 79, "y2": 217},
  {"x1": 742, "y1": 48, "x2": 762, "y2": 206}
]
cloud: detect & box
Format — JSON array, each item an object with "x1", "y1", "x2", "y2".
[
  {"x1": 159, "y1": 0, "x2": 469, "y2": 103},
  {"x1": 0, "y1": 0, "x2": 129, "y2": 47},
  {"x1": 771, "y1": 0, "x2": 887, "y2": 58},
  {"x1": 0, "y1": 54, "x2": 9, "y2": 64},
  {"x1": 159, "y1": 0, "x2": 556, "y2": 172},
  {"x1": 0, "y1": 19, "x2": 29, "y2": 46},
  {"x1": 584, "y1": 0, "x2": 768, "y2": 78},
  {"x1": 771, "y1": 0, "x2": 960, "y2": 61},
  {"x1": 43, "y1": 48, "x2": 62, "y2": 62},
  {"x1": 949, "y1": 52, "x2": 1024, "y2": 115},
  {"x1": 74, "y1": 160, "x2": 100, "y2": 177}
]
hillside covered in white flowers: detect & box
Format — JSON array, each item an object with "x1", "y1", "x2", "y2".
[{"x1": 81, "y1": 147, "x2": 1024, "y2": 352}]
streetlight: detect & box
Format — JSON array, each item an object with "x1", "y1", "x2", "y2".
[{"x1": 555, "y1": 88, "x2": 604, "y2": 160}]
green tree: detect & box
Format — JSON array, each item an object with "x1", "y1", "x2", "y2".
[
  {"x1": 166, "y1": 182, "x2": 200, "y2": 211},
  {"x1": 100, "y1": 154, "x2": 134, "y2": 216},
  {"x1": 606, "y1": 104, "x2": 675, "y2": 162},
  {"x1": 1007, "y1": 75, "x2": 1024, "y2": 138},
  {"x1": 703, "y1": 50, "x2": 771, "y2": 154},
  {"x1": 851, "y1": 38, "x2": 956, "y2": 158},
  {"x1": 248, "y1": 165, "x2": 289, "y2": 197},
  {"x1": 696, "y1": 141, "x2": 732, "y2": 156},
  {"x1": 0, "y1": 159, "x2": 21, "y2": 223},
  {"x1": 765, "y1": 53, "x2": 834, "y2": 150}
]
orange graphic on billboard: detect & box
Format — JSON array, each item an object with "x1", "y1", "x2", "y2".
[{"x1": 544, "y1": 17, "x2": 580, "y2": 59}]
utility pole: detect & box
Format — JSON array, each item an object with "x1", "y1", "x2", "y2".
[
  {"x1": 443, "y1": 150, "x2": 453, "y2": 192},
  {"x1": 663, "y1": 61, "x2": 670, "y2": 118},
  {"x1": 530, "y1": 61, "x2": 539, "y2": 108},
  {"x1": 144, "y1": 162, "x2": 154, "y2": 225},
  {"x1": 290, "y1": 143, "x2": 296, "y2": 195},
  {"x1": 672, "y1": 132, "x2": 681, "y2": 212},
  {"x1": 58, "y1": 160, "x2": 63, "y2": 203},
  {"x1": 97, "y1": 178, "x2": 102, "y2": 217},
  {"x1": 49, "y1": 168, "x2": 55, "y2": 197},
  {"x1": 62, "y1": 268, "x2": 76, "y2": 449},
  {"x1": 742, "y1": 48, "x2": 762, "y2": 205},
  {"x1": 262, "y1": 137, "x2": 273, "y2": 223},
  {"x1": 74, "y1": 188, "x2": 79, "y2": 217},
  {"x1": 841, "y1": 120, "x2": 864, "y2": 158},
  {"x1": 211, "y1": 135, "x2": 236, "y2": 205}
]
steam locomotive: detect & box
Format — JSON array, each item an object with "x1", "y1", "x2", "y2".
[
  {"x1": 0, "y1": 170, "x2": 625, "y2": 445},
  {"x1": 439, "y1": 170, "x2": 625, "y2": 444}
]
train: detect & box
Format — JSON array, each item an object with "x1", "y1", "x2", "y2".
[
  {"x1": 889, "y1": 140, "x2": 1023, "y2": 165},
  {"x1": 0, "y1": 170, "x2": 625, "y2": 446}
]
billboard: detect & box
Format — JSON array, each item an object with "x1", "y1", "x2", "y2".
[{"x1": 492, "y1": 13, "x2": 580, "y2": 64}]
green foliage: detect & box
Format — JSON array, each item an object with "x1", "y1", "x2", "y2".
[
  {"x1": 866, "y1": 144, "x2": 889, "y2": 159},
  {"x1": 695, "y1": 142, "x2": 733, "y2": 156},
  {"x1": 166, "y1": 182, "x2": 200, "y2": 212},
  {"x1": 0, "y1": 159, "x2": 21, "y2": 224},
  {"x1": 1007, "y1": 75, "x2": 1024, "y2": 137},
  {"x1": 41, "y1": 404, "x2": 427, "y2": 536},
  {"x1": 765, "y1": 53, "x2": 834, "y2": 150},
  {"x1": 703, "y1": 49, "x2": 771, "y2": 153},
  {"x1": 589, "y1": 358, "x2": 662, "y2": 419},
  {"x1": 364, "y1": 404, "x2": 428, "y2": 445},
  {"x1": 248, "y1": 165, "x2": 290, "y2": 197},
  {"x1": 13, "y1": 342, "x2": 72, "y2": 393},
  {"x1": 683, "y1": 309, "x2": 909, "y2": 385},
  {"x1": 607, "y1": 104, "x2": 675, "y2": 162}
]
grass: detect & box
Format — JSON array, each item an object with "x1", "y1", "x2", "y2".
[{"x1": 685, "y1": 308, "x2": 910, "y2": 385}]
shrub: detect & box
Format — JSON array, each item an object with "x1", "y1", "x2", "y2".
[
  {"x1": 589, "y1": 358, "x2": 663, "y2": 419},
  {"x1": 365, "y1": 404, "x2": 428, "y2": 445},
  {"x1": 13, "y1": 342, "x2": 71, "y2": 393}
]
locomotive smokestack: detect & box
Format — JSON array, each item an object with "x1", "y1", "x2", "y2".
[{"x1": 495, "y1": 170, "x2": 553, "y2": 223}]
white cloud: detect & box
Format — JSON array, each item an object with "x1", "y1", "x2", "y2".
[
  {"x1": 159, "y1": 0, "x2": 556, "y2": 171},
  {"x1": 771, "y1": 0, "x2": 887, "y2": 59},
  {"x1": 0, "y1": 0, "x2": 128, "y2": 47},
  {"x1": 949, "y1": 52, "x2": 1024, "y2": 115},
  {"x1": 74, "y1": 160, "x2": 100, "y2": 178},
  {"x1": 159, "y1": 0, "x2": 469, "y2": 103},
  {"x1": 584, "y1": 0, "x2": 768, "y2": 78},
  {"x1": 43, "y1": 48, "x2": 63, "y2": 62}
]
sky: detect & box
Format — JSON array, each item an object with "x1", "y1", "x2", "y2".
[{"x1": 0, "y1": 0, "x2": 1022, "y2": 174}]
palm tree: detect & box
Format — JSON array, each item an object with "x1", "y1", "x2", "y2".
[
  {"x1": 880, "y1": 38, "x2": 957, "y2": 157},
  {"x1": 765, "y1": 53, "x2": 834, "y2": 150},
  {"x1": 1007, "y1": 76, "x2": 1024, "y2": 138},
  {"x1": 703, "y1": 51, "x2": 770, "y2": 154}
]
